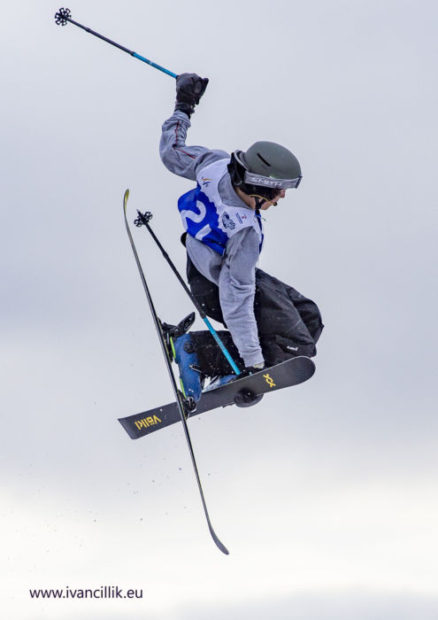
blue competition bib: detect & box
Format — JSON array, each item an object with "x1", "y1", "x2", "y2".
[
  {"x1": 178, "y1": 185, "x2": 229, "y2": 255},
  {"x1": 177, "y1": 158, "x2": 264, "y2": 256}
]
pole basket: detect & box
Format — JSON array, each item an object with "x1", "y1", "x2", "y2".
[{"x1": 54, "y1": 8, "x2": 71, "y2": 26}]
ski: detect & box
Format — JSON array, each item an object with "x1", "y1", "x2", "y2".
[
  {"x1": 123, "y1": 189, "x2": 229, "y2": 555},
  {"x1": 119, "y1": 355, "x2": 315, "y2": 440}
]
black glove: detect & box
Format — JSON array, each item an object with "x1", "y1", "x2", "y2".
[{"x1": 175, "y1": 73, "x2": 209, "y2": 117}]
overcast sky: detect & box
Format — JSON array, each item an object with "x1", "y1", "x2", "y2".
[{"x1": 1, "y1": 0, "x2": 438, "y2": 618}]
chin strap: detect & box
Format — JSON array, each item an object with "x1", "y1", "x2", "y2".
[{"x1": 250, "y1": 195, "x2": 267, "y2": 211}]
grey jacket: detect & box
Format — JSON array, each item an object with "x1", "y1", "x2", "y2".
[{"x1": 159, "y1": 110, "x2": 264, "y2": 367}]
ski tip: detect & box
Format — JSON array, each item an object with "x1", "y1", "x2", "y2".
[
  {"x1": 208, "y1": 525, "x2": 230, "y2": 555},
  {"x1": 123, "y1": 188, "x2": 130, "y2": 210},
  {"x1": 217, "y1": 540, "x2": 230, "y2": 556}
]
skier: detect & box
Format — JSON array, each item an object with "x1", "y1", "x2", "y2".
[{"x1": 160, "y1": 73, "x2": 323, "y2": 402}]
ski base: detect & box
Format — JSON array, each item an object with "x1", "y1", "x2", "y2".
[{"x1": 119, "y1": 356, "x2": 315, "y2": 440}]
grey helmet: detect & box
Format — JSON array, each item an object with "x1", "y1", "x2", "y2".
[{"x1": 228, "y1": 141, "x2": 302, "y2": 201}]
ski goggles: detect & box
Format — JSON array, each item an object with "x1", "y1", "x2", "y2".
[{"x1": 243, "y1": 170, "x2": 302, "y2": 190}]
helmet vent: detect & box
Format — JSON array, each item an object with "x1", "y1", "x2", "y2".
[{"x1": 256, "y1": 153, "x2": 271, "y2": 167}]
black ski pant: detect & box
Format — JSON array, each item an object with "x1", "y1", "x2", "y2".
[{"x1": 186, "y1": 257, "x2": 324, "y2": 377}]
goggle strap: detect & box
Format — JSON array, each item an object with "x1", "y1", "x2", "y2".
[{"x1": 244, "y1": 170, "x2": 302, "y2": 189}]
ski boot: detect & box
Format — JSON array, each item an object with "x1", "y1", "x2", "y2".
[
  {"x1": 161, "y1": 313, "x2": 202, "y2": 403},
  {"x1": 161, "y1": 313, "x2": 195, "y2": 351},
  {"x1": 172, "y1": 333, "x2": 202, "y2": 402},
  {"x1": 204, "y1": 374, "x2": 236, "y2": 393}
]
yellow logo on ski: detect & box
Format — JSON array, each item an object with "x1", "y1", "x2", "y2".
[
  {"x1": 263, "y1": 373, "x2": 276, "y2": 388},
  {"x1": 134, "y1": 415, "x2": 162, "y2": 431}
]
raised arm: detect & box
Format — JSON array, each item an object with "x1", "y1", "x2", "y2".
[{"x1": 159, "y1": 73, "x2": 229, "y2": 180}]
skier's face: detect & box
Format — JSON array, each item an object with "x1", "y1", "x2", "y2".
[
  {"x1": 235, "y1": 186, "x2": 286, "y2": 210},
  {"x1": 259, "y1": 189, "x2": 286, "y2": 210}
]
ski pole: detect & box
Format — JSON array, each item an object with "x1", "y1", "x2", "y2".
[
  {"x1": 134, "y1": 210, "x2": 242, "y2": 377},
  {"x1": 54, "y1": 8, "x2": 178, "y2": 79}
]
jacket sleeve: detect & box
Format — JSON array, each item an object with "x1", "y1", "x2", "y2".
[
  {"x1": 159, "y1": 110, "x2": 230, "y2": 180},
  {"x1": 218, "y1": 228, "x2": 265, "y2": 368}
]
